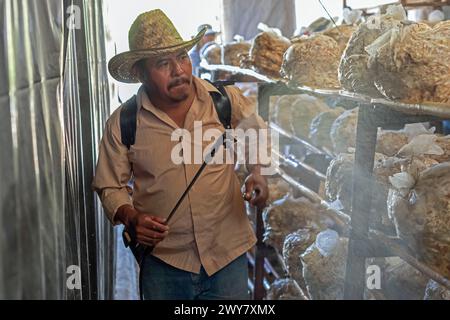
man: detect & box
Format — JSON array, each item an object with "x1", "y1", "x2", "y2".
[
  {"x1": 189, "y1": 24, "x2": 219, "y2": 76},
  {"x1": 93, "y1": 9, "x2": 269, "y2": 300}
]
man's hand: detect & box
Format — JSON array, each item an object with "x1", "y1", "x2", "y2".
[
  {"x1": 116, "y1": 205, "x2": 169, "y2": 247},
  {"x1": 243, "y1": 165, "x2": 269, "y2": 209}
]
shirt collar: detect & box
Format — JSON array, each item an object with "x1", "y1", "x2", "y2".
[{"x1": 136, "y1": 86, "x2": 178, "y2": 129}]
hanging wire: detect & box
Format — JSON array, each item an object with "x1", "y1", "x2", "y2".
[{"x1": 318, "y1": 0, "x2": 343, "y2": 34}]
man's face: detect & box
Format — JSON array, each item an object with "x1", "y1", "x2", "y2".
[{"x1": 139, "y1": 50, "x2": 193, "y2": 103}]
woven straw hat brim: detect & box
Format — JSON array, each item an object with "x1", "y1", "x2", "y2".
[{"x1": 109, "y1": 28, "x2": 206, "y2": 83}]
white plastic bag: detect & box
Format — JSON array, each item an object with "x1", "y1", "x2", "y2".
[
  {"x1": 386, "y1": 4, "x2": 407, "y2": 21},
  {"x1": 257, "y1": 22, "x2": 282, "y2": 37},
  {"x1": 403, "y1": 123, "x2": 435, "y2": 141},
  {"x1": 428, "y1": 10, "x2": 445, "y2": 23},
  {"x1": 389, "y1": 172, "x2": 416, "y2": 193},
  {"x1": 397, "y1": 134, "x2": 444, "y2": 157},
  {"x1": 343, "y1": 8, "x2": 362, "y2": 25},
  {"x1": 315, "y1": 229, "x2": 340, "y2": 257}
]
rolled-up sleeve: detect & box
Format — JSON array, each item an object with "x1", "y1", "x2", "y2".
[
  {"x1": 92, "y1": 108, "x2": 133, "y2": 225},
  {"x1": 225, "y1": 86, "x2": 272, "y2": 172}
]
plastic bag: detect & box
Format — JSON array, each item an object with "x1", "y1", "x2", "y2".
[
  {"x1": 428, "y1": 10, "x2": 445, "y2": 23},
  {"x1": 386, "y1": 4, "x2": 408, "y2": 21},
  {"x1": 403, "y1": 123, "x2": 435, "y2": 140},
  {"x1": 368, "y1": 20, "x2": 450, "y2": 103},
  {"x1": 397, "y1": 134, "x2": 444, "y2": 158},
  {"x1": 338, "y1": 4, "x2": 407, "y2": 96},
  {"x1": 301, "y1": 229, "x2": 348, "y2": 300},
  {"x1": 424, "y1": 280, "x2": 450, "y2": 300},
  {"x1": 222, "y1": 41, "x2": 251, "y2": 66},
  {"x1": 389, "y1": 172, "x2": 416, "y2": 193},
  {"x1": 262, "y1": 196, "x2": 330, "y2": 252},
  {"x1": 315, "y1": 229, "x2": 340, "y2": 257},
  {"x1": 233, "y1": 34, "x2": 245, "y2": 42},
  {"x1": 330, "y1": 199, "x2": 345, "y2": 211},
  {"x1": 283, "y1": 228, "x2": 318, "y2": 289},
  {"x1": 281, "y1": 35, "x2": 342, "y2": 89},
  {"x1": 249, "y1": 24, "x2": 290, "y2": 78},
  {"x1": 257, "y1": 22, "x2": 282, "y2": 37},
  {"x1": 343, "y1": 8, "x2": 362, "y2": 25},
  {"x1": 266, "y1": 278, "x2": 309, "y2": 300},
  {"x1": 387, "y1": 163, "x2": 450, "y2": 279}
]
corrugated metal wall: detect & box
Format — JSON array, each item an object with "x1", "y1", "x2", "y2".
[{"x1": 0, "y1": 0, "x2": 114, "y2": 299}]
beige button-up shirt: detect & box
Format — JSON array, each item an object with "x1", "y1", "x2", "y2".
[{"x1": 93, "y1": 77, "x2": 268, "y2": 275}]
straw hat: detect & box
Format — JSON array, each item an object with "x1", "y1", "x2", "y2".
[{"x1": 108, "y1": 9, "x2": 206, "y2": 83}]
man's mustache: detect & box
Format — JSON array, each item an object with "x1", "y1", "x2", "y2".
[{"x1": 168, "y1": 77, "x2": 190, "y2": 89}]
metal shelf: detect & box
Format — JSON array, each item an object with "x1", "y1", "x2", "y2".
[
  {"x1": 272, "y1": 148, "x2": 326, "y2": 181},
  {"x1": 199, "y1": 61, "x2": 275, "y2": 83},
  {"x1": 270, "y1": 122, "x2": 330, "y2": 156},
  {"x1": 204, "y1": 63, "x2": 450, "y2": 299},
  {"x1": 274, "y1": 167, "x2": 351, "y2": 233},
  {"x1": 201, "y1": 62, "x2": 450, "y2": 117},
  {"x1": 368, "y1": 231, "x2": 450, "y2": 290}
]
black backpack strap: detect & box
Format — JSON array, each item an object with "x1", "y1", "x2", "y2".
[
  {"x1": 208, "y1": 81, "x2": 233, "y2": 129},
  {"x1": 120, "y1": 95, "x2": 138, "y2": 150}
]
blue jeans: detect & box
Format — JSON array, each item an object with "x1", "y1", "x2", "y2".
[{"x1": 141, "y1": 254, "x2": 249, "y2": 300}]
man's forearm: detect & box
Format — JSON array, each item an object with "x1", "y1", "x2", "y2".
[
  {"x1": 247, "y1": 163, "x2": 271, "y2": 177},
  {"x1": 115, "y1": 204, "x2": 137, "y2": 227},
  {"x1": 94, "y1": 187, "x2": 134, "y2": 225}
]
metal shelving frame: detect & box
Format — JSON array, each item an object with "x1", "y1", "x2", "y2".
[
  {"x1": 258, "y1": 80, "x2": 450, "y2": 299},
  {"x1": 200, "y1": 63, "x2": 450, "y2": 299}
]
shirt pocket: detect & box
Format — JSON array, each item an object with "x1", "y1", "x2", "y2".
[{"x1": 129, "y1": 127, "x2": 178, "y2": 179}]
